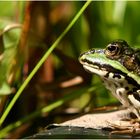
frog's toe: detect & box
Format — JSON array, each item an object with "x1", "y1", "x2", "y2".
[
  {"x1": 107, "y1": 121, "x2": 140, "y2": 137},
  {"x1": 130, "y1": 118, "x2": 140, "y2": 124}
]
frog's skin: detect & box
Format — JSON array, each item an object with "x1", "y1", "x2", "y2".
[{"x1": 79, "y1": 39, "x2": 140, "y2": 118}]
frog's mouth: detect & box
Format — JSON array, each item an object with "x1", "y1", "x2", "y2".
[
  {"x1": 80, "y1": 57, "x2": 124, "y2": 76},
  {"x1": 83, "y1": 64, "x2": 108, "y2": 77},
  {"x1": 80, "y1": 58, "x2": 119, "y2": 76}
]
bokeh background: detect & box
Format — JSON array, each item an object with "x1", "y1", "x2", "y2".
[{"x1": 0, "y1": 1, "x2": 140, "y2": 138}]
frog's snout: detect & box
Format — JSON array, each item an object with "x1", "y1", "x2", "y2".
[{"x1": 79, "y1": 49, "x2": 95, "y2": 57}]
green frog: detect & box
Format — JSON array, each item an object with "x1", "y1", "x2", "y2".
[{"x1": 79, "y1": 39, "x2": 140, "y2": 119}]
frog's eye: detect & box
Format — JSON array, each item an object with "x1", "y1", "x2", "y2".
[{"x1": 105, "y1": 43, "x2": 121, "y2": 57}]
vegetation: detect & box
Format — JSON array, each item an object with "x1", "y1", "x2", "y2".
[{"x1": 0, "y1": 1, "x2": 140, "y2": 138}]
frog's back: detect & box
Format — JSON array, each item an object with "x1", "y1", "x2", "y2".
[{"x1": 135, "y1": 49, "x2": 140, "y2": 76}]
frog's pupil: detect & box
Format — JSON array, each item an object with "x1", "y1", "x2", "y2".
[{"x1": 108, "y1": 45, "x2": 117, "y2": 52}]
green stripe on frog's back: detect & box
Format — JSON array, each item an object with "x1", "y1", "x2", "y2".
[{"x1": 82, "y1": 53, "x2": 140, "y2": 85}]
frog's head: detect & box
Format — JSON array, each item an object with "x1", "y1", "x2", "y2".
[
  {"x1": 79, "y1": 39, "x2": 140, "y2": 77},
  {"x1": 79, "y1": 39, "x2": 140, "y2": 86}
]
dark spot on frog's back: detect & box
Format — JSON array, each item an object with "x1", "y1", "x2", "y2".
[
  {"x1": 125, "y1": 87, "x2": 129, "y2": 90},
  {"x1": 133, "y1": 91, "x2": 140, "y2": 101},
  {"x1": 113, "y1": 73, "x2": 121, "y2": 79},
  {"x1": 125, "y1": 76, "x2": 140, "y2": 88},
  {"x1": 104, "y1": 72, "x2": 109, "y2": 78}
]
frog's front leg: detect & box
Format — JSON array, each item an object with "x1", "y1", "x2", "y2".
[
  {"x1": 127, "y1": 90, "x2": 140, "y2": 116},
  {"x1": 107, "y1": 107, "x2": 140, "y2": 136},
  {"x1": 108, "y1": 121, "x2": 140, "y2": 137}
]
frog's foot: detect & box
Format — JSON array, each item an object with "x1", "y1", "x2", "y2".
[
  {"x1": 107, "y1": 121, "x2": 140, "y2": 137},
  {"x1": 130, "y1": 118, "x2": 140, "y2": 124}
]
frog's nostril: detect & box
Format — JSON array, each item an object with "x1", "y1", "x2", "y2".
[
  {"x1": 79, "y1": 53, "x2": 83, "y2": 57},
  {"x1": 89, "y1": 48, "x2": 95, "y2": 53},
  {"x1": 79, "y1": 49, "x2": 95, "y2": 57}
]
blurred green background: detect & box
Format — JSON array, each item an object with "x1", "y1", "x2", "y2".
[{"x1": 0, "y1": 1, "x2": 140, "y2": 138}]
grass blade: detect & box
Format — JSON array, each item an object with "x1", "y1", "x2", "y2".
[{"x1": 0, "y1": 0, "x2": 92, "y2": 127}]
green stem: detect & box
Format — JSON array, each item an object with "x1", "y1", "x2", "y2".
[{"x1": 0, "y1": 0, "x2": 92, "y2": 127}]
